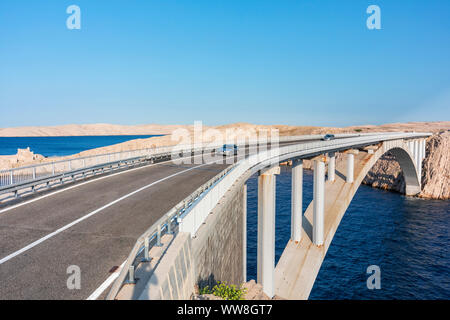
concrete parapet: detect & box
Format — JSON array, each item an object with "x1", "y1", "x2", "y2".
[
  {"x1": 138, "y1": 232, "x2": 195, "y2": 300},
  {"x1": 191, "y1": 179, "x2": 247, "y2": 289}
]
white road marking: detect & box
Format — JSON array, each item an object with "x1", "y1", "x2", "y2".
[
  {"x1": 86, "y1": 261, "x2": 126, "y2": 300},
  {"x1": 0, "y1": 154, "x2": 205, "y2": 215},
  {"x1": 0, "y1": 162, "x2": 212, "y2": 266}
]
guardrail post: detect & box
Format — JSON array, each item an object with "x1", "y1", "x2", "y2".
[
  {"x1": 167, "y1": 217, "x2": 173, "y2": 235},
  {"x1": 68, "y1": 160, "x2": 72, "y2": 171},
  {"x1": 156, "y1": 224, "x2": 162, "y2": 247},
  {"x1": 142, "y1": 237, "x2": 151, "y2": 262},
  {"x1": 126, "y1": 265, "x2": 136, "y2": 284},
  {"x1": 33, "y1": 167, "x2": 36, "y2": 180},
  {"x1": 10, "y1": 171, "x2": 13, "y2": 185},
  {"x1": 52, "y1": 163, "x2": 55, "y2": 175}
]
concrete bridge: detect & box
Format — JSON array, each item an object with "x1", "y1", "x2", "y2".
[
  {"x1": 0, "y1": 132, "x2": 430, "y2": 299},
  {"x1": 105, "y1": 132, "x2": 430, "y2": 300}
]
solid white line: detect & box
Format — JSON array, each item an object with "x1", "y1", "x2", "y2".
[
  {"x1": 0, "y1": 162, "x2": 212, "y2": 266},
  {"x1": 87, "y1": 261, "x2": 126, "y2": 300},
  {"x1": 0, "y1": 154, "x2": 204, "y2": 215}
]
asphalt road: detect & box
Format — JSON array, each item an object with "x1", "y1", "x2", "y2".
[{"x1": 0, "y1": 140, "x2": 320, "y2": 299}]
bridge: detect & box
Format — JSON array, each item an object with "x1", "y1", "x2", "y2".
[{"x1": 0, "y1": 132, "x2": 430, "y2": 299}]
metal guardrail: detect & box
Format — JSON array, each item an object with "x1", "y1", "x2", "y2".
[
  {"x1": 0, "y1": 132, "x2": 384, "y2": 188},
  {"x1": 106, "y1": 131, "x2": 431, "y2": 300},
  {"x1": 0, "y1": 156, "x2": 148, "y2": 198},
  {"x1": 0, "y1": 133, "x2": 372, "y2": 199},
  {"x1": 0, "y1": 146, "x2": 175, "y2": 187}
]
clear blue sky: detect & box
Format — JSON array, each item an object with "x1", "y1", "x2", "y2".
[{"x1": 1, "y1": 0, "x2": 449, "y2": 127}]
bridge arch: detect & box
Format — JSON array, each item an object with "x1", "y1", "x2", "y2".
[
  {"x1": 387, "y1": 147, "x2": 421, "y2": 195},
  {"x1": 274, "y1": 140, "x2": 422, "y2": 299}
]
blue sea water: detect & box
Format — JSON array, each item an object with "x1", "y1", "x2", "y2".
[
  {"x1": 246, "y1": 166, "x2": 450, "y2": 300},
  {"x1": 0, "y1": 135, "x2": 161, "y2": 157}
]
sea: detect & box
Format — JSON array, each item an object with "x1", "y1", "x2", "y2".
[
  {"x1": 1, "y1": 136, "x2": 448, "y2": 299},
  {"x1": 0, "y1": 135, "x2": 161, "y2": 157},
  {"x1": 246, "y1": 166, "x2": 450, "y2": 299}
]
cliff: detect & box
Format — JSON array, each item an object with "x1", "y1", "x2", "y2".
[
  {"x1": 362, "y1": 131, "x2": 449, "y2": 200},
  {"x1": 417, "y1": 132, "x2": 449, "y2": 199}
]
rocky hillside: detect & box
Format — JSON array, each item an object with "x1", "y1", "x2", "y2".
[
  {"x1": 420, "y1": 132, "x2": 450, "y2": 199},
  {"x1": 363, "y1": 131, "x2": 449, "y2": 199}
]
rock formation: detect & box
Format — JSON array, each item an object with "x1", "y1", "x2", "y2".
[
  {"x1": 418, "y1": 131, "x2": 449, "y2": 199},
  {"x1": 362, "y1": 131, "x2": 449, "y2": 200}
]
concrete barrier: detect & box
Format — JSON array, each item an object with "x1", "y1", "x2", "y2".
[{"x1": 138, "y1": 232, "x2": 195, "y2": 300}]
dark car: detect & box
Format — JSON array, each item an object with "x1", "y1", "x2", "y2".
[
  {"x1": 321, "y1": 134, "x2": 335, "y2": 141},
  {"x1": 219, "y1": 144, "x2": 238, "y2": 156}
]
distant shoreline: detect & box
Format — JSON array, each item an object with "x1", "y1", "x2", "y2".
[
  {"x1": 0, "y1": 123, "x2": 192, "y2": 137},
  {"x1": 1, "y1": 121, "x2": 449, "y2": 137},
  {"x1": 0, "y1": 135, "x2": 164, "y2": 158},
  {"x1": 0, "y1": 134, "x2": 165, "y2": 138}
]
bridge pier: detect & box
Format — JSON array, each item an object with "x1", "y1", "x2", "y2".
[
  {"x1": 346, "y1": 153, "x2": 354, "y2": 183},
  {"x1": 291, "y1": 160, "x2": 303, "y2": 242},
  {"x1": 418, "y1": 139, "x2": 426, "y2": 179},
  {"x1": 257, "y1": 166, "x2": 280, "y2": 298},
  {"x1": 422, "y1": 138, "x2": 426, "y2": 159},
  {"x1": 243, "y1": 184, "x2": 247, "y2": 283},
  {"x1": 313, "y1": 158, "x2": 325, "y2": 246},
  {"x1": 328, "y1": 152, "x2": 335, "y2": 182},
  {"x1": 414, "y1": 140, "x2": 419, "y2": 174}
]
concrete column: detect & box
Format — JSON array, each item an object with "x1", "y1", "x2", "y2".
[
  {"x1": 418, "y1": 139, "x2": 425, "y2": 181},
  {"x1": 243, "y1": 184, "x2": 247, "y2": 283},
  {"x1": 291, "y1": 160, "x2": 303, "y2": 242},
  {"x1": 414, "y1": 140, "x2": 419, "y2": 172},
  {"x1": 421, "y1": 140, "x2": 426, "y2": 160},
  {"x1": 417, "y1": 141, "x2": 422, "y2": 181},
  {"x1": 313, "y1": 159, "x2": 325, "y2": 246},
  {"x1": 422, "y1": 139, "x2": 426, "y2": 160},
  {"x1": 257, "y1": 166, "x2": 280, "y2": 298},
  {"x1": 328, "y1": 152, "x2": 335, "y2": 182},
  {"x1": 346, "y1": 153, "x2": 354, "y2": 183},
  {"x1": 417, "y1": 140, "x2": 423, "y2": 181}
]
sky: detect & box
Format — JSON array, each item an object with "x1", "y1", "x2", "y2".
[{"x1": 0, "y1": 0, "x2": 449, "y2": 128}]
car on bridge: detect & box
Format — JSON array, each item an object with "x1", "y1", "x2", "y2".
[
  {"x1": 219, "y1": 144, "x2": 238, "y2": 156},
  {"x1": 321, "y1": 134, "x2": 335, "y2": 141}
]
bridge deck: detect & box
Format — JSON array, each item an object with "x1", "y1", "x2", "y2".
[{"x1": 0, "y1": 160, "x2": 228, "y2": 299}]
